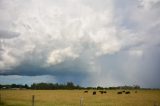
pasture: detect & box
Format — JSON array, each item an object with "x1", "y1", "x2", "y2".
[{"x1": 0, "y1": 90, "x2": 160, "y2": 106}]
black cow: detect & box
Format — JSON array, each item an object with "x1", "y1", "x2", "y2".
[
  {"x1": 99, "y1": 91, "x2": 103, "y2": 94},
  {"x1": 93, "y1": 91, "x2": 96, "y2": 95},
  {"x1": 125, "y1": 91, "x2": 130, "y2": 94},
  {"x1": 103, "y1": 91, "x2": 107, "y2": 93},
  {"x1": 117, "y1": 92, "x2": 122, "y2": 94},
  {"x1": 84, "y1": 91, "x2": 88, "y2": 93}
]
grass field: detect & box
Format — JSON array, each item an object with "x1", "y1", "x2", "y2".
[{"x1": 0, "y1": 90, "x2": 160, "y2": 106}]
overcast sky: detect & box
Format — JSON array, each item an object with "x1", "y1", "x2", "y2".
[{"x1": 0, "y1": 0, "x2": 160, "y2": 88}]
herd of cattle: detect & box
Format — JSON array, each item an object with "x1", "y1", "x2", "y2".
[{"x1": 84, "y1": 90, "x2": 137, "y2": 95}]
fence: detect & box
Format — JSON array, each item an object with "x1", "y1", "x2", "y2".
[{"x1": 0, "y1": 94, "x2": 84, "y2": 106}]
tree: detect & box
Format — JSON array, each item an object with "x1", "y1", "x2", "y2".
[
  {"x1": 67, "y1": 82, "x2": 75, "y2": 89},
  {"x1": 24, "y1": 84, "x2": 29, "y2": 89}
]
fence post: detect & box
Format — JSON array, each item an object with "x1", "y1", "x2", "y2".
[
  {"x1": 80, "y1": 97, "x2": 83, "y2": 106},
  {"x1": 0, "y1": 94, "x2": 1, "y2": 103},
  {"x1": 32, "y1": 95, "x2": 35, "y2": 106}
]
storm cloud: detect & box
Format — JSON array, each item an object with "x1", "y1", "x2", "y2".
[{"x1": 0, "y1": 0, "x2": 160, "y2": 88}]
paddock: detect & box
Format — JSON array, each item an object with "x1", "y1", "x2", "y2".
[{"x1": 0, "y1": 90, "x2": 160, "y2": 106}]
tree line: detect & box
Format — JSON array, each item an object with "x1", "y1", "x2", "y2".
[
  {"x1": 31, "y1": 82, "x2": 82, "y2": 90},
  {"x1": 0, "y1": 82, "x2": 81, "y2": 90},
  {"x1": 0, "y1": 82, "x2": 141, "y2": 90}
]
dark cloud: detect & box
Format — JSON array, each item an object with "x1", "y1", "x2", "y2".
[
  {"x1": 0, "y1": 58, "x2": 90, "y2": 77},
  {"x1": 0, "y1": 59, "x2": 91, "y2": 85},
  {"x1": 0, "y1": 29, "x2": 19, "y2": 39}
]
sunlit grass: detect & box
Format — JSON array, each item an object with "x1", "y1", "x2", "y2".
[{"x1": 0, "y1": 90, "x2": 160, "y2": 106}]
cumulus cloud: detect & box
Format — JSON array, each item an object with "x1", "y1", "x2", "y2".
[
  {"x1": 47, "y1": 47, "x2": 79, "y2": 65},
  {"x1": 0, "y1": 0, "x2": 160, "y2": 88},
  {"x1": 0, "y1": 52, "x2": 18, "y2": 72}
]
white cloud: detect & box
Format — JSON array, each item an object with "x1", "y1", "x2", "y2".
[
  {"x1": 0, "y1": 0, "x2": 120, "y2": 69},
  {"x1": 0, "y1": 49, "x2": 19, "y2": 70},
  {"x1": 0, "y1": 0, "x2": 146, "y2": 65},
  {"x1": 47, "y1": 47, "x2": 79, "y2": 65}
]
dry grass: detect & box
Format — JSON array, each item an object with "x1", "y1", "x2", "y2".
[{"x1": 0, "y1": 90, "x2": 160, "y2": 106}]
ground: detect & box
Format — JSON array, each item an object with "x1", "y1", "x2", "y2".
[{"x1": 0, "y1": 90, "x2": 160, "y2": 106}]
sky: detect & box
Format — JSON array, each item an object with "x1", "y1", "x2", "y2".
[{"x1": 0, "y1": 0, "x2": 160, "y2": 88}]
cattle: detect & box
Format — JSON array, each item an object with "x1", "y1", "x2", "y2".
[
  {"x1": 99, "y1": 91, "x2": 107, "y2": 94},
  {"x1": 103, "y1": 91, "x2": 107, "y2": 93},
  {"x1": 93, "y1": 91, "x2": 96, "y2": 95},
  {"x1": 135, "y1": 91, "x2": 137, "y2": 93},
  {"x1": 99, "y1": 91, "x2": 103, "y2": 94},
  {"x1": 125, "y1": 91, "x2": 130, "y2": 94},
  {"x1": 84, "y1": 91, "x2": 88, "y2": 93},
  {"x1": 122, "y1": 91, "x2": 125, "y2": 93},
  {"x1": 117, "y1": 92, "x2": 122, "y2": 94}
]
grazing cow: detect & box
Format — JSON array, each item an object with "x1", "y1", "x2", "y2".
[
  {"x1": 103, "y1": 91, "x2": 107, "y2": 93},
  {"x1": 125, "y1": 91, "x2": 130, "y2": 94},
  {"x1": 117, "y1": 92, "x2": 122, "y2": 94},
  {"x1": 93, "y1": 91, "x2": 96, "y2": 95},
  {"x1": 135, "y1": 91, "x2": 137, "y2": 93},
  {"x1": 84, "y1": 91, "x2": 88, "y2": 93},
  {"x1": 122, "y1": 91, "x2": 125, "y2": 93},
  {"x1": 99, "y1": 91, "x2": 103, "y2": 94}
]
